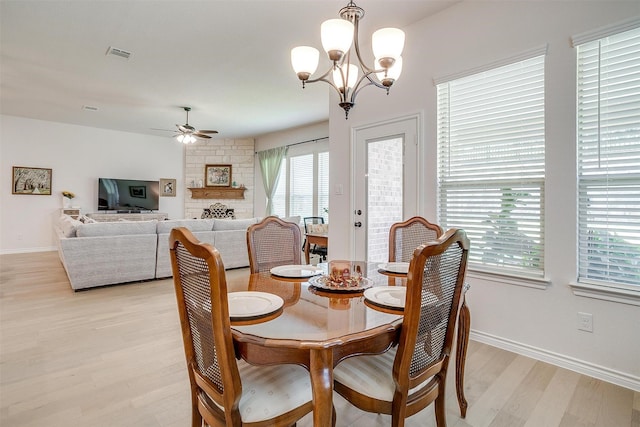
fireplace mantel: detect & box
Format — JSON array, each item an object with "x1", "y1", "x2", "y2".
[{"x1": 188, "y1": 187, "x2": 246, "y2": 199}]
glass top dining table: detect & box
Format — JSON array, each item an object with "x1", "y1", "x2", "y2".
[{"x1": 224, "y1": 261, "x2": 469, "y2": 426}]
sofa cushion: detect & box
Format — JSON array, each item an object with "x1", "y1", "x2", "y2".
[
  {"x1": 59, "y1": 215, "x2": 82, "y2": 237},
  {"x1": 75, "y1": 220, "x2": 158, "y2": 237},
  {"x1": 213, "y1": 218, "x2": 258, "y2": 231},
  {"x1": 156, "y1": 219, "x2": 214, "y2": 234}
]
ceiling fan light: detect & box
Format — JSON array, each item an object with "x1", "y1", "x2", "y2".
[
  {"x1": 176, "y1": 134, "x2": 185, "y2": 143},
  {"x1": 321, "y1": 19, "x2": 354, "y2": 61},
  {"x1": 291, "y1": 46, "x2": 320, "y2": 80},
  {"x1": 372, "y1": 27, "x2": 405, "y2": 62}
]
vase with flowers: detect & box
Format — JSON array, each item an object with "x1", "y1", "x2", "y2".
[{"x1": 62, "y1": 190, "x2": 75, "y2": 208}]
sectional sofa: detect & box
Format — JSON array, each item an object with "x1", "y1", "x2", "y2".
[{"x1": 54, "y1": 216, "x2": 262, "y2": 290}]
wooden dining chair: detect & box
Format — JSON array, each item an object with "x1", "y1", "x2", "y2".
[
  {"x1": 303, "y1": 216, "x2": 328, "y2": 261},
  {"x1": 388, "y1": 216, "x2": 443, "y2": 263},
  {"x1": 246, "y1": 216, "x2": 302, "y2": 273},
  {"x1": 333, "y1": 228, "x2": 470, "y2": 427},
  {"x1": 169, "y1": 227, "x2": 313, "y2": 427}
]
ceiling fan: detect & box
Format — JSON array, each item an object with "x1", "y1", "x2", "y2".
[{"x1": 163, "y1": 107, "x2": 218, "y2": 144}]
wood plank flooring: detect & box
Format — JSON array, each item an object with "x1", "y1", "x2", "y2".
[{"x1": 1, "y1": 251, "x2": 638, "y2": 427}]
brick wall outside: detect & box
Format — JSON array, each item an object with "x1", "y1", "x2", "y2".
[
  {"x1": 367, "y1": 138, "x2": 403, "y2": 263},
  {"x1": 184, "y1": 138, "x2": 255, "y2": 219}
]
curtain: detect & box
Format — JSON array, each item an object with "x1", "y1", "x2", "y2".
[{"x1": 258, "y1": 146, "x2": 288, "y2": 216}]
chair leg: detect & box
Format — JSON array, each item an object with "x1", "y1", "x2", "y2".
[
  {"x1": 455, "y1": 287, "x2": 471, "y2": 418},
  {"x1": 434, "y1": 393, "x2": 447, "y2": 427}
]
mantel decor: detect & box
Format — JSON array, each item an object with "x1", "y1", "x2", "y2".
[
  {"x1": 12, "y1": 166, "x2": 52, "y2": 195},
  {"x1": 205, "y1": 164, "x2": 232, "y2": 187}
]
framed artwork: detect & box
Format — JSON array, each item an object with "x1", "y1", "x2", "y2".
[
  {"x1": 205, "y1": 164, "x2": 232, "y2": 187},
  {"x1": 129, "y1": 185, "x2": 146, "y2": 198},
  {"x1": 12, "y1": 166, "x2": 52, "y2": 195},
  {"x1": 160, "y1": 178, "x2": 176, "y2": 197}
]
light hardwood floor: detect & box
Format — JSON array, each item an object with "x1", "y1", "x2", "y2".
[{"x1": 1, "y1": 251, "x2": 638, "y2": 427}]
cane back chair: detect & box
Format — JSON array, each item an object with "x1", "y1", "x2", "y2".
[
  {"x1": 169, "y1": 227, "x2": 313, "y2": 426},
  {"x1": 334, "y1": 228, "x2": 470, "y2": 427},
  {"x1": 388, "y1": 216, "x2": 444, "y2": 263},
  {"x1": 246, "y1": 216, "x2": 302, "y2": 273}
]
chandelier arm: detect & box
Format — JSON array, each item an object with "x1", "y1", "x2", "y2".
[
  {"x1": 363, "y1": 71, "x2": 388, "y2": 90},
  {"x1": 351, "y1": 19, "x2": 376, "y2": 75},
  {"x1": 305, "y1": 74, "x2": 349, "y2": 101},
  {"x1": 305, "y1": 66, "x2": 335, "y2": 85},
  {"x1": 349, "y1": 79, "x2": 376, "y2": 104}
]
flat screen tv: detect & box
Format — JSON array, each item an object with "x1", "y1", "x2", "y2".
[{"x1": 98, "y1": 178, "x2": 159, "y2": 212}]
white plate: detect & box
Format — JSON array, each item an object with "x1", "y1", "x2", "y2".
[
  {"x1": 227, "y1": 291, "x2": 284, "y2": 319},
  {"x1": 308, "y1": 275, "x2": 373, "y2": 292},
  {"x1": 378, "y1": 262, "x2": 410, "y2": 274},
  {"x1": 364, "y1": 287, "x2": 407, "y2": 309},
  {"x1": 270, "y1": 264, "x2": 323, "y2": 278}
]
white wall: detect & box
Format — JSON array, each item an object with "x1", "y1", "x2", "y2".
[
  {"x1": 327, "y1": 2, "x2": 640, "y2": 387},
  {"x1": 254, "y1": 121, "x2": 329, "y2": 217},
  {"x1": 1, "y1": 115, "x2": 185, "y2": 253}
]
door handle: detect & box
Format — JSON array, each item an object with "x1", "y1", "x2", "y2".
[{"x1": 354, "y1": 221, "x2": 362, "y2": 228}]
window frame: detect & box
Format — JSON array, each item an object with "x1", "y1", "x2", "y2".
[
  {"x1": 272, "y1": 142, "x2": 329, "y2": 223},
  {"x1": 435, "y1": 51, "x2": 548, "y2": 284}
]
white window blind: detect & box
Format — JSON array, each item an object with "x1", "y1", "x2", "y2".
[
  {"x1": 272, "y1": 147, "x2": 330, "y2": 220},
  {"x1": 577, "y1": 26, "x2": 640, "y2": 288},
  {"x1": 318, "y1": 151, "x2": 330, "y2": 222},
  {"x1": 437, "y1": 55, "x2": 546, "y2": 277},
  {"x1": 290, "y1": 154, "x2": 314, "y2": 219}
]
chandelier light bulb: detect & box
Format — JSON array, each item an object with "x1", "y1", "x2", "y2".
[
  {"x1": 321, "y1": 18, "x2": 354, "y2": 61},
  {"x1": 376, "y1": 56, "x2": 403, "y2": 87},
  {"x1": 333, "y1": 63, "x2": 358, "y2": 91},
  {"x1": 372, "y1": 27, "x2": 405, "y2": 62},
  {"x1": 291, "y1": 46, "x2": 320, "y2": 80}
]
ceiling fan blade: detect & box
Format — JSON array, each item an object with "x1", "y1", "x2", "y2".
[
  {"x1": 198, "y1": 130, "x2": 219, "y2": 134},
  {"x1": 194, "y1": 133, "x2": 212, "y2": 139},
  {"x1": 151, "y1": 128, "x2": 176, "y2": 132}
]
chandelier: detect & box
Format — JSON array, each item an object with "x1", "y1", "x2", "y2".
[{"x1": 291, "y1": 1, "x2": 405, "y2": 119}]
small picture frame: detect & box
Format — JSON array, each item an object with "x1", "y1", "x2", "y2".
[
  {"x1": 205, "y1": 164, "x2": 232, "y2": 187},
  {"x1": 129, "y1": 185, "x2": 146, "y2": 198},
  {"x1": 12, "y1": 166, "x2": 52, "y2": 195},
  {"x1": 160, "y1": 178, "x2": 176, "y2": 197}
]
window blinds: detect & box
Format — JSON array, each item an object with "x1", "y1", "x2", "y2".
[
  {"x1": 577, "y1": 26, "x2": 640, "y2": 287},
  {"x1": 437, "y1": 55, "x2": 545, "y2": 277},
  {"x1": 289, "y1": 154, "x2": 314, "y2": 219}
]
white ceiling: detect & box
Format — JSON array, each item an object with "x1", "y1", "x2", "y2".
[{"x1": 1, "y1": 1, "x2": 456, "y2": 139}]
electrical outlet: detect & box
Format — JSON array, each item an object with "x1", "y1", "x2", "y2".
[{"x1": 577, "y1": 312, "x2": 593, "y2": 332}]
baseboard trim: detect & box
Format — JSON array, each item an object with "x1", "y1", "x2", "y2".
[
  {"x1": 470, "y1": 330, "x2": 640, "y2": 392},
  {"x1": 0, "y1": 246, "x2": 56, "y2": 255}
]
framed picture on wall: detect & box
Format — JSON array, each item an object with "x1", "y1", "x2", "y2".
[
  {"x1": 160, "y1": 178, "x2": 176, "y2": 197},
  {"x1": 12, "y1": 166, "x2": 52, "y2": 195},
  {"x1": 129, "y1": 186, "x2": 146, "y2": 198},
  {"x1": 205, "y1": 164, "x2": 232, "y2": 187}
]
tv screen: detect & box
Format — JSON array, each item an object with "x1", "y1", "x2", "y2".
[{"x1": 98, "y1": 178, "x2": 159, "y2": 212}]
